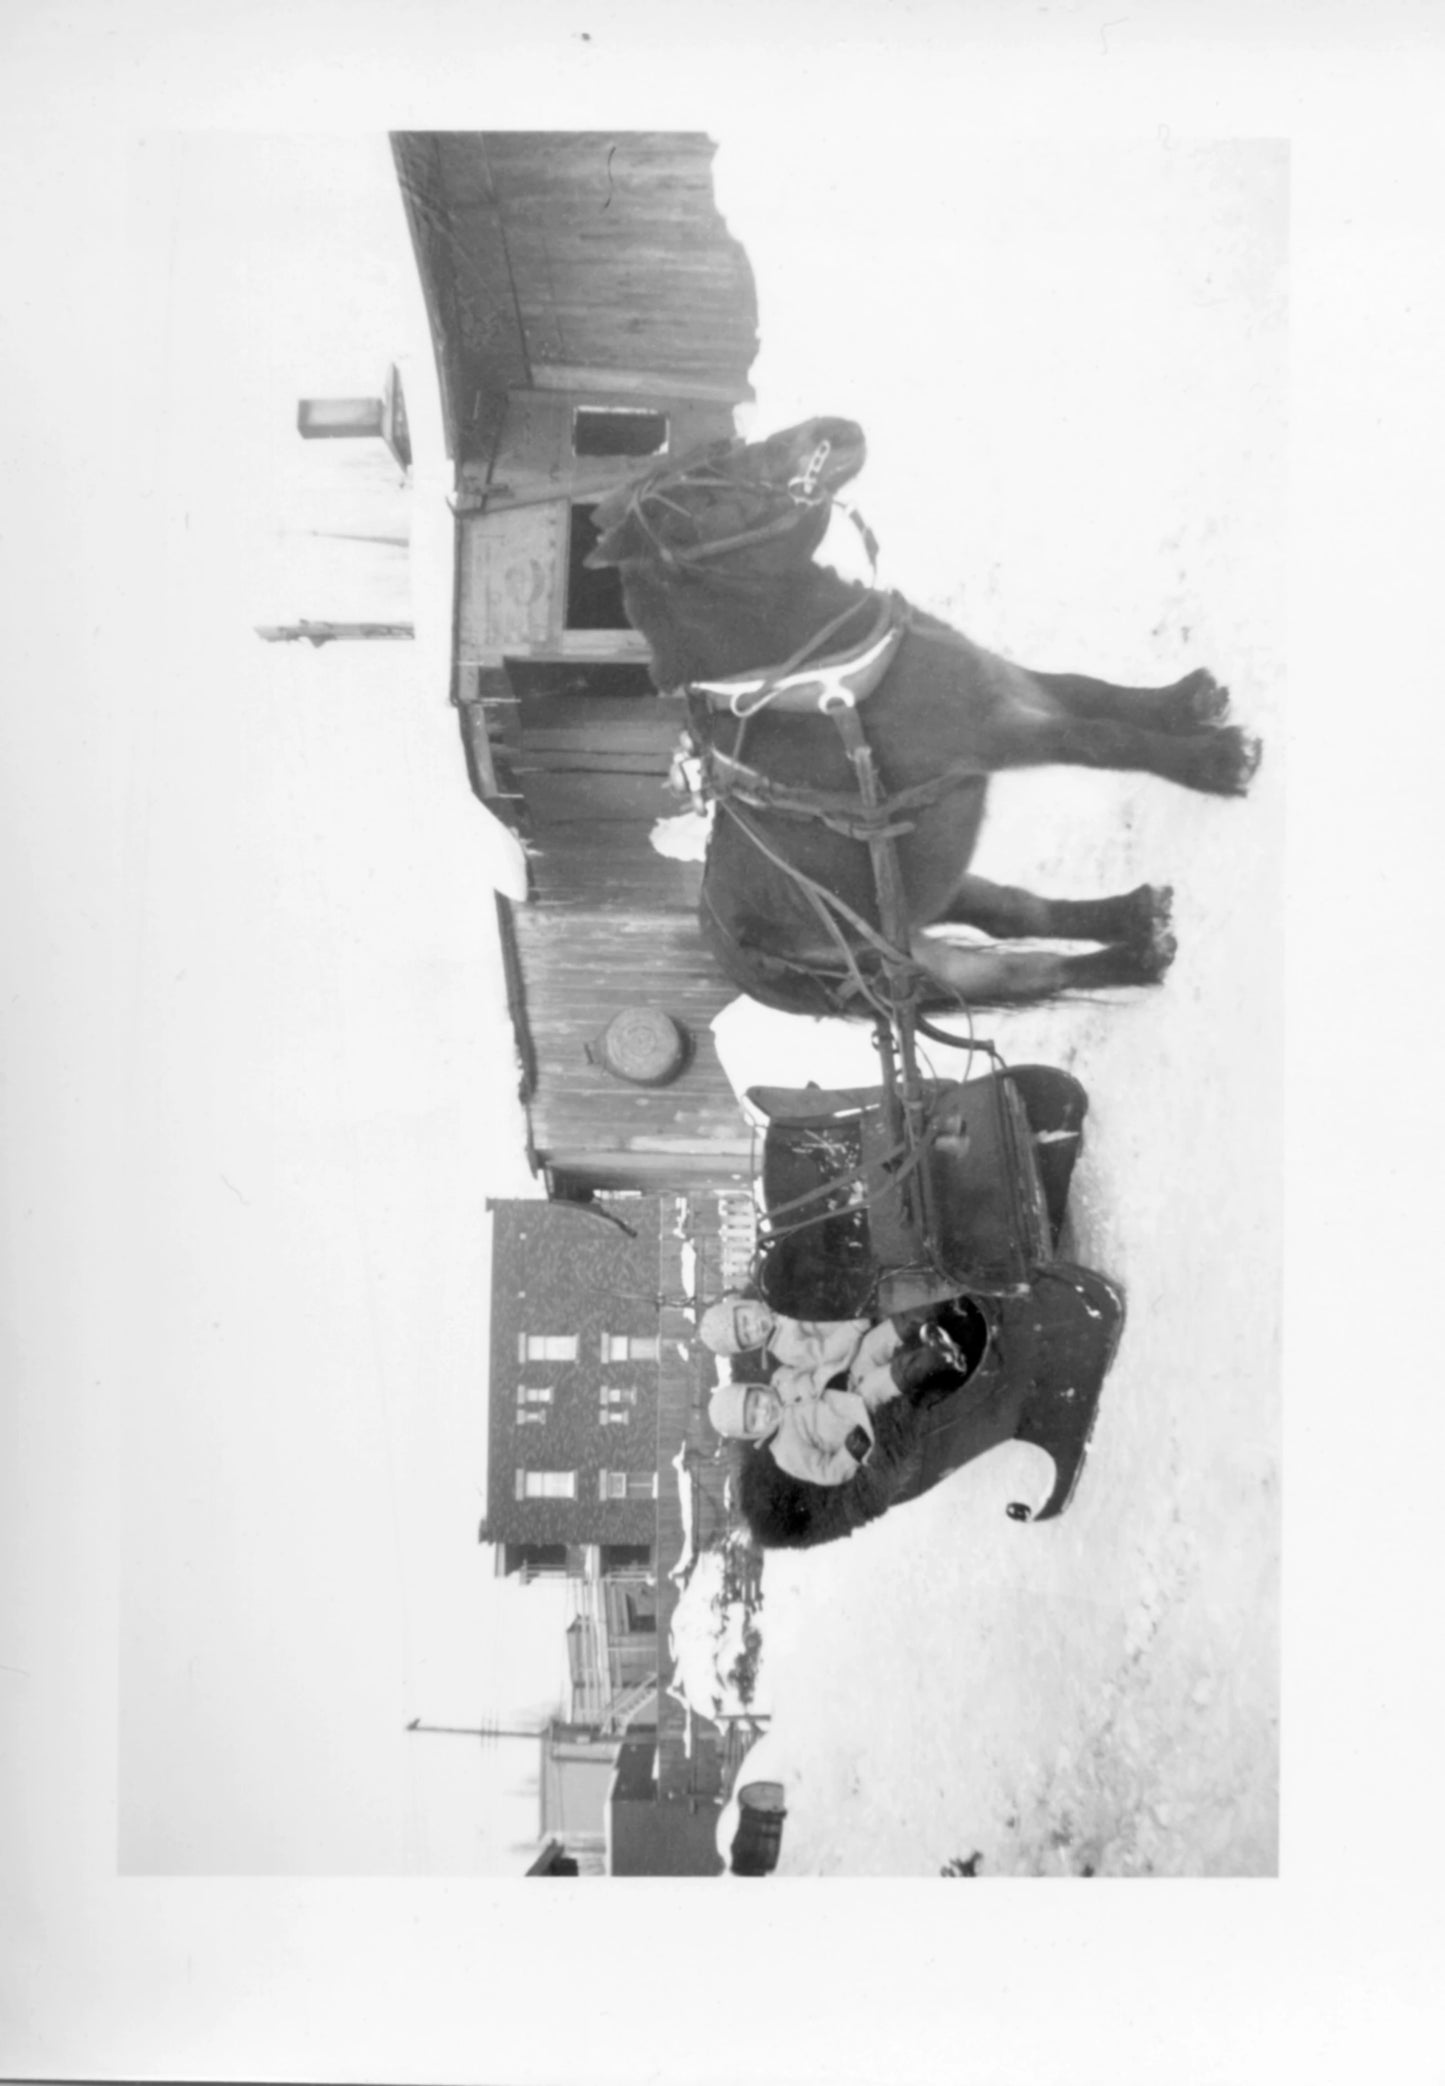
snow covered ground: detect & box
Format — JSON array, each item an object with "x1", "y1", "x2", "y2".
[{"x1": 706, "y1": 139, "x2": 1286, "y2": 1874}]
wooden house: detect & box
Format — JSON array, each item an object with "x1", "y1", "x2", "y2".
[{"x1": 393, "y1": 131, "x2": 763, "y2": 1196}]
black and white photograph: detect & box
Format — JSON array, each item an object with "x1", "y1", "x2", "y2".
[
  {"x1": 3, "y1": 6, "x2": 1442, "y2": 2081},
  {"x1": 116, "y1": 126, "x2": 1285, "y2": 1884}
]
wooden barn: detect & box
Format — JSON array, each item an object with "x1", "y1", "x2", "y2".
[{"x1": 392, "y1": 131, "x2": 763, "y2": 1196}]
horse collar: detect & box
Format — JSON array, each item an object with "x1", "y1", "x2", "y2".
[{"x1": 689, "y1": 591, "x2": 905, "y2": 719}]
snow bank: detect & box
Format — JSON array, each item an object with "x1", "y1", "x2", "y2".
[
  {"x1": 665, "y1": 1543, "x2": 772, "y2": 1724},
  {"x1": 705, "y1": 137, "x2": 1284, "y2": 1876}
]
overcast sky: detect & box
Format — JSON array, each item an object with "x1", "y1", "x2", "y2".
[{"x1": 113, "y1": 134, "x2": 565, "y2": 1875}]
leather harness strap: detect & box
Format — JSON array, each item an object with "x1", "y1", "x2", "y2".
[{"x1": 691, "y1": 591, "x2": 904, "y2": 718}]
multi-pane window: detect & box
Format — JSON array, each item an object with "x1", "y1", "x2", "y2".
[
  {"x1": 599, "y1": 1334, "x2": 660, "y2": 1363},
  {"x1": 597, "y1": 1470, "x2": 659, "y2": 1503},
  {"x1": 717, "y1": 1191, "x2": 759, "y2": 1290},
  {"x1": 517, "y1": 1334, "x2": 577, "y2": 1363},
  {"x1": 515, "y1": 1385, "x2": 553, "y2": 1426},
  {"x1": 515, "y1": 1469, "x2": 577, "y2": 1501},
  {"x1": 598, "y1": 1385, "x2": 638, "y2": 1426}
]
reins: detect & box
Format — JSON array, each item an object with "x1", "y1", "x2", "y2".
[{"x1": 637, "y1": 432, "x2": 1023, "y2": 1272}]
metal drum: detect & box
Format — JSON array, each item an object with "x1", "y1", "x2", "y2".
[
  {"x1": 729, "y1": 1780, "x2": 787, "y2": 1876},
  {"x1": 588, "y1": 1007, "x2": 690, "y2": 1086}
]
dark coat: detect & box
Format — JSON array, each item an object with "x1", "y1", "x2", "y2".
[{"x1": 736, "y1": 1336, "x2": 1029, "y2": 1549}]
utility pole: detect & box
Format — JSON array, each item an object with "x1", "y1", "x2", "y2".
[
  {"x1": 255, "y1": 619, "x2": 415, "y2": 646},
  {"x1": 405, "y1": 1716, "x2": 548, "y2": 1745}
]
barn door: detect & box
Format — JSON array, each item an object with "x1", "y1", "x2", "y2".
[{"x1": 505, "y1": 661, "x2": 699, "y2": 910}]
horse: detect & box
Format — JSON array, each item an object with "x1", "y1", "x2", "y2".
[{"x1": 585, "y1": 416, "x2": 1260, "y2": 1018}]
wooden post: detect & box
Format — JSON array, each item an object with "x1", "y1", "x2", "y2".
[
  {"x1": 254, "y1": 620, "x2": 415, "y2": 647},
  {"x1": 297, "y1": 397, "x2": 385, "y2": 439},
  {"x1": 297, "y1": 366, "x2": 411, "y2": 467}
]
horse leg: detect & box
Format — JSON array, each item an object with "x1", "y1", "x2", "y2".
[
  {"x1": 993, "y1": 707, "x2": 1261, "y2": 796},
  {"x1": 910, "y1": 928, "x2": 1175, "y2": 1004},
  {"x1": 933, "y1": 872, "x2": 1173, "y2": 956},
  {"x1": 1029, "y1": 666, "x2": 1231, "y2": 732}
]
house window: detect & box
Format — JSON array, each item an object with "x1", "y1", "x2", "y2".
[
  {"x1": 516, "y1": 1385, "x2": 553, "y2": 1426},
  {"x1": 515, "y1": 1470, "x2": 577, "y2": 1501},
  {"x1": 572, "y1": 406, "x2": 669, "y2": 459},
  {"x1": 600, "y1": 1334, "x2": 660, "y2": 1363},
  {"x1": 598, "y1": 1385, "x2": 638, "y2": 1425},
  {"x1": 517, "y1": 1334, "x2": 577, "y2": 1363},
  {"x1": 597, "y1": 1470, "x2": 658, "y2": 1502}
]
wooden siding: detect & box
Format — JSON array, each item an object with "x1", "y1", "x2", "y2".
[
  {"x1": 509, "y1": 906, "x2": 752, "y2": 1191},
  {"x1": 392, "y1": 132, "x2": 757, "y2": 465},
  {"x1": 394, "y1": 129, "x2": 760, "y2": 1191}
]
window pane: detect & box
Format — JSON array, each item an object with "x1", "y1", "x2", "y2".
[
  {"x1": 522, "y1": 1336, "x2": 576, "y2": 1362},
  {"x1": 601, "y1": 1335, "x2": 659, "y2": 1363},
  {"x1": 521, "y1": 1470, "x2": 576, "y2": 1500},
  {"x1": 572, "y1": 407, "x2": 669, "y2": 459}
]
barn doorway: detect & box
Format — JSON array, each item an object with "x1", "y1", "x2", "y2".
[
  {"x1": 565, "y1": 503, "x2": 631, "y2": 631},
  {"x1": 504, "y1": 659, "x2": 656, "y2": 704}
]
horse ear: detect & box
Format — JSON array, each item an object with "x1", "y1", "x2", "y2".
[{"x1": 584, "y1": 514, "x2": 639, "y2": 569}]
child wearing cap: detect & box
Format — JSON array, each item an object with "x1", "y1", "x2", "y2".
[{"x1": 700, "y1": 1293, "x2": 962, "y2": 1489}]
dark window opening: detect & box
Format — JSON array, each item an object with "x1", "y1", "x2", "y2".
[
  {"x1": 573, "y1": 407, "x2": 669, "y2": 458},
  {"x1": 622, "y1": 1590, "x2": 658, "y2": 1635},
  {"x1": 566, "y1": 505, "x2": 631, "y2": 630},
  {"x1": 504, "y1": 659, "x2": 656, "y2": 703},
  {"x1": 504, "y1": 1542, "x2": 568, "y2": 1575}
]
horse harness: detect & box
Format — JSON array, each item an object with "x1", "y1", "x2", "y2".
[
  {"x1": 678, "y1": 589, "x2": 983, "y2": 1006},
  {"x1": 630, "y1": 430, "x2": 1011, "y2": 1280}
]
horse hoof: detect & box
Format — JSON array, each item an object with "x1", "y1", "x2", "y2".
[
  {"x1": 1142, "y1": 881, "x2": 1174, "y2": 934},
  {"x1": 1142, "y1": 926, "x2": 1178, "y2": 981},
  {"x1": 1231, "y1": 731, "x2": 1264, "y2": 792},
  {"x1": 1122, "y1": 882, "x2": 1173, "y2": 952},
  {"x1": 1173, "y1": 668, "x2": 1232, "y2": 728},
  {"x1": 1199, "y1": 724, "x2": 1261, "y2": 795}
]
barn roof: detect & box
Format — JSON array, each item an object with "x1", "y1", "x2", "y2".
[{"x1": 391, "y1": 131, "x2": 758, "y2": 463}]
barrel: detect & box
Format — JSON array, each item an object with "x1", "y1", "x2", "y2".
[
  {"x1": 729, "y1": 1780, "x2": 787, "y2": 1876},
  {"x1": 588, "y1": 1007, "x2": 690, "y2": 1086}
]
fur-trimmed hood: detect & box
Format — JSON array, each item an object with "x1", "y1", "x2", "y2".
[{"x1": 738, "y1": 1379, "x2": 946, "y2": 1549}]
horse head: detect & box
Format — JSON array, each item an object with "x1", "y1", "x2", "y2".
[{"x1": 585, "y1": 415, "x2": 866, "y2": 575}]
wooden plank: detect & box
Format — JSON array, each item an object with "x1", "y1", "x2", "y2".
[
  {"x1": 519, "y1": 774, "x2": 673, "y2": 826},
  {"x1": 529, "y1": 363, "x2": 754, "y2": 405},
  {"x1": 518, "y1": 694, "x2": 687, "y2": 737},
  {"x1": 512, "y1": 751, "x2": 675, "y2": 777}
]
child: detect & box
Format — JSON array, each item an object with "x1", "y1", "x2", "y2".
[{"x1": 700, "y1": 1293, "x2": 973, "y2": 1488}]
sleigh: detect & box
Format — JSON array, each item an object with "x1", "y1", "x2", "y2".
[{"x1": 744, "y1": 1060, "x2": 1124, "y2": 1523}]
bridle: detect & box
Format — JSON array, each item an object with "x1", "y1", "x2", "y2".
[{"x1": 620, "y1": 435, "x2": 840, "y2": 573}]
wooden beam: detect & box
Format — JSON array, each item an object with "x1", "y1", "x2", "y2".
[
  {"x1": 255, "y1": 621, "x2": 414, "y2": 646},
  {"x1": 529, "y1": 364, "x2": 752, "y2": 407}
]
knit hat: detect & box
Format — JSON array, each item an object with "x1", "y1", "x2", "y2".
[
  {"x1": 707, "y1": 1383, "x2": 753, "y2": 1439},
  {"x1": 699, "y1": 1296, "x2": 746, "y2": 1355}
]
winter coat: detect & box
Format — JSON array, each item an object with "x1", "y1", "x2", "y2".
[
  {"x1": 737, "y1": 1311, "x2": 1031, "y2": 1549},
  {"x1": 766, "y1": 1316, "x2": 872, "y2": 1399},
  {"x1": 764, "y1": 1319, "x2": 907, "y2": 1487}
]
